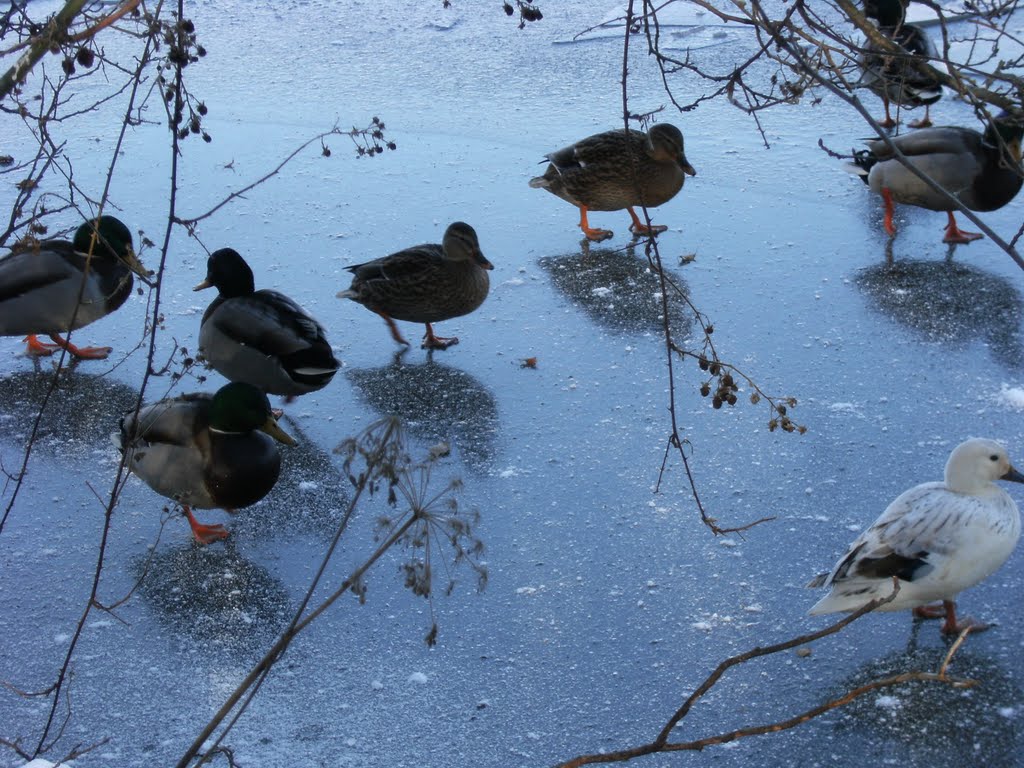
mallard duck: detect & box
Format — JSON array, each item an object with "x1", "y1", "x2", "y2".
[
  {"x1": 860, "y1": 0, "x2": 942, "y2": 129},
  {"x1": 337, "y1": 222, "x2": 493, "y2": 350},
  {"x1": 850, "y1": 114, "x2": 1024, "y2": 243},
  {"x1": 118, "y1": 381, "x2": 296, "y2": 544},
  {"x1": 528, "y1": 123, "x2": 696, "y2": 242},
  {"x1": 194, "y1": 248, "x2": 340, "y2": 397},
  {"x1": 0, "y1": 215, "x2": 148, "y2": 359},
  {"x1": 808, "y1": 438, "x2": 1024, "y2": 634}
]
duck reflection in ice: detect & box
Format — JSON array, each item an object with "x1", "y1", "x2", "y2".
[
  {"x1": 537, "y1": 241, "x2": 692, "y2": 337},
  {"x1": 134, "y1": 543, "x2": 291, "y2": 656},
  {"x1": 855, "y1": 256, "x2": 1024, "y2": 369},
  {"x1": 346, "y1": 354, "x2": 497, "y2": 473},
  {"x1": 0, "y1": 369, "x2": 139, "y2": 455},
  {"x1": 826, "y1": 644, "x2": 1020, "y2": 765}
]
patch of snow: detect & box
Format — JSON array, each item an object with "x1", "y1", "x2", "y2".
[
  {"x1": 875, "y1": 695, "x2": 902, "y2": 710},
  {"x1": 997, "y1": 384, "x2": 1024, "y2": 410},
  {"x1": 407, "y1": 672, "x2": 428, "y2": 685}
]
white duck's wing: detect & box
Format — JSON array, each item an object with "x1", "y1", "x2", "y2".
[{"x1": 808, "y1": 481, "x2": 956, "y2": 612}]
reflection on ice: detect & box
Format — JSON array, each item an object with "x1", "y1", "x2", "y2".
[
  {"x1": 538, "y1": 243, "x2": 692, "y2": 338},
  {"x1": 828, "y1": 643, "x2": 1021, "y2": 766},
  {"x1": 0, "y1": 369, "x2": 139, "y2": 455},
  {"x1": 855, "y1": 258, "x2": 1024, "y2": 369},
  {"x1": 346, "y1": 355, "x2": 498, "y2": 473},
  {"x1": 134, "y1": 544, "x2": 292, "y2": 656}
]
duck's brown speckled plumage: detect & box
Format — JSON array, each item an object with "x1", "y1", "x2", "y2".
[
  {"x1": 337, "y1": 221, "x2": 493, "y2": 350},
  {"x1": 529, "y1": 123, "x2": 696, "y2": 241}
]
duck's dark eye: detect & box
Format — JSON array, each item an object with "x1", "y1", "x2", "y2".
[{"x1": 990, "y1": 454, "x2": 1000, "y2": 462}]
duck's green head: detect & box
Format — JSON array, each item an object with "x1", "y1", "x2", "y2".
[
  {"x1": 209, "y1": 382, "x2": 296, "y2": 446},
  {"x1": 74, "y1": 216, "x2": 149, "y2": 278},
  {"x1": 443, "y1": 222, "x2": 493, "y2": 270},
  {"x1": 193, "y1": 248, "x2": 256, "y2": 297},
  {"x1": 989, "y1": 112, "x2": 1024, "y2": 164}
]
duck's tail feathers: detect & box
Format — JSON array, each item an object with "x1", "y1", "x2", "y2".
[
  {"x1": 907, "y1": 83, "x2": 942, "y2": 105},
  {"x1": 845, "y1": 149, "x2": 876, "y2": 185},
  {"x1": 807, "y1": 580, "x2": 896, "y2": 615},
  {"x1": 806, "y1": 572, "x2": 830, "y2": 589},
  {"x1": 528, "y1": 176, "x2": 550, "y2": 189}
]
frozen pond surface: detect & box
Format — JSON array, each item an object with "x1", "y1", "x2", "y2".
[{"x1": 3, "y1": 1, "x2": 1024, "y2": 766}]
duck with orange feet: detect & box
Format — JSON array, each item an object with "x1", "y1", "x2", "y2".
[
  {"x1": 0, "y1": 215, "x2": 148, "y2": 360},
  {"x1": 337, "y1": 221, "x2": 492, "y2": 350},
  {"x1": 851, "y1": 113, "x2": 1024, "y2": 244},
  {"x1": 118, "y1": 382, "x2": 296, "y2": 544},
  {"x1": 529, "y1": 123, "x2": 696, "y2": 242}
]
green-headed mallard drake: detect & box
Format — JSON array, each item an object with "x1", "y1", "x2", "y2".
[
  {"x1": 337, "y1": 221, "x2": 493, "y2": 350},
  {"x1": 860, "y1": 0, "x2": 942, "y2": 129},
  {"x1": 118, "y1": 381, "x2": 296, "y2": 544},
  {"x1": 194, "y1": 248, "x2": 340, "y2": 398},
  {"x1": 0, "y1": 215, "x2": 147, "y2": 359},
  {"x1": 528, "y1": 123, "x2": 696, "y2": 242},
  {"x1": 808, "y1": 438, "x2": 1024, "y2": 634},
  {"x1": 851, "y1": 114, "x2": 1024, "y2": 243}
]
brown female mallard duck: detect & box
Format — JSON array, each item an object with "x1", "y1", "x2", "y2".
[
  {"x1": 860, "y1": 0, "x2": 942, "y2": 129},
  {"x1": 851, "y1": 114, "x2": 1024, "y2": 243},
  {"x1": 529, "y1": 123, "x2": 696, "y2": 242},
  {"x1": 0, "y1": 216, "x2": 148, "y2": 359},
  {"x1": 118, "y1": 381, "x2": 296, "y2": 544},
  {"x1": 337, "y1": 221, "x2": 493, "y2": 350}
]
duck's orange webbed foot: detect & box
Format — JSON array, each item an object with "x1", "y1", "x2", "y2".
[
  {"x1": 24, "y1": 334, "x2": 61, "y2": 357},
  {"x1": 913, "y1": 600, "x2": 990, "y2": 635},
  {"x1": 909, "y1": 105, "x2": 933, "y2": 130},
  {"x1": 578, "y1": 207, "x2": 613, "y2": 242},
  {"x1": 627, "y1": 208, "x2": 669, "y2": 238},
  {"x1": 31, "y1": 333, "x2": 113, "y2": 360},
  {"x1": 184, "y1": 506, "x2": 229, "y2": 545},
  {"x1": 943, "y1": 212, "x2": 983, "y2": 244},
  {"x1": 422, "y1": 323, "x2": 459, "y2": 350},
  {"x1": 375, "y1": 310, "x2": 410, "y2": 347}
]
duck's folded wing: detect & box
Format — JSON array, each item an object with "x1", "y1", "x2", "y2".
[
  {"x1": 868, "y1": 128, "x2": 976, "y2": 160},
  {"x1": 815, "y1": 483, "x2": 958, "y2": 588},
  {"x1": 121, "y1": 394, "x2": 207, "y2": 449},
  {"x1": 349, "y1": 248, "x2": 444, "y2": 284},
  {"x1": 210, "y1": 294, "x2": 321, "y2": 355},
  {"x1": 0, "y1": 246, "x2": 80, "y2": 302}
]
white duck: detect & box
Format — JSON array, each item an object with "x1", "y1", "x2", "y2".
[{"x1": 808, "y1": 438, "x2": 1024, "y2": 634}]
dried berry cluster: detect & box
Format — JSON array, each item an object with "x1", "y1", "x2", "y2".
[
  {"x1": 768, "y1": 402, "x2": 803, "y2": 434},
  {"x1": 693, "y1": 347, "x2": 805, "y2": 434},
  {"x1": 697, "y1": 353, "x2": 738, "y2": 410},
  {"x1": 352, "y1": 116, "x2": 398, "y2": 158},
  {"x1": 154, "y1": 16, "x2": 211, "y2": 143},
  {"x1": 503, "y1": 1, "x2": 543, "y2": 28},
  {"x1": 61, "y1": 46, "x2": 96, "y2": 76}
]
